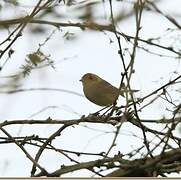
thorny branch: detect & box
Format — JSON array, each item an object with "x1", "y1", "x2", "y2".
[{"x1": 0, "y1": 0, "x2": 181, "y2": 177}]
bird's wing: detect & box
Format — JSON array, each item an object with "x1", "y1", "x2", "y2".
[{"x1": 98, "y1": 80, "x2": 121, "y2": 96}]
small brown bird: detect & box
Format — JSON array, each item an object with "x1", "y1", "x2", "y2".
[{"x1": 80, "y1": 73, "x2": 128, "y2": 106}]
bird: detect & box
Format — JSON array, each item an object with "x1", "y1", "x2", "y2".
[{"x1": 80, "y1": 73, "x2": 137, "y2": 106}]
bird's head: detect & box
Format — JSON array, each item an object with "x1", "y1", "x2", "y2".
[{"x1": 80, "y1": 73, "x2": 102, "y2": 87}]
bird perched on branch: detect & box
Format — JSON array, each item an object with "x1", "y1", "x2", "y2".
[{"x1": 80, "y1": 73, "x2": 138, "y2": 106}]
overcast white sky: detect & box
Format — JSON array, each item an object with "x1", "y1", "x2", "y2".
[{"x1": 0, "y1": 0, "x2": 181, "y2": 177}]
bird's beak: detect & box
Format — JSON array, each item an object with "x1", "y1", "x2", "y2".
[{"x1": 79, "y1": 79, "x2": 82, "y2": 82}]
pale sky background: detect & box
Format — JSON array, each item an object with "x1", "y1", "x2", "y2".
[{"x1": 0, "y1": 0, "x2": 181, "y2": 177}]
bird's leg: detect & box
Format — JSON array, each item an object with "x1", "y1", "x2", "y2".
[
  {"x1": 105, "y1": 101, "x2": 118, "y2": 118},
  {"x1": 101, "y1": 105, "x2": 113, "y2": 117},
  {"x1": 91, "y1": 105, "x2": 111, "y2": 116}
]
